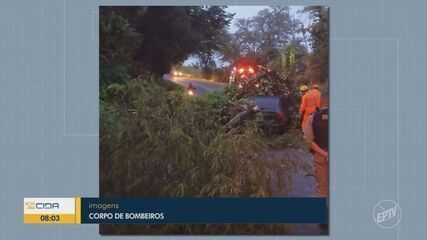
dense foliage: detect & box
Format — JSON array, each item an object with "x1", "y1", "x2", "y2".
[
  {"x1": 100, "y1": 79, "x2": 308, "y2": 234},
  {"x1": 101, "y1": 79, "x2": 278, "y2": 197},
  {"x1": 99, "y1": 6, "x2": 326, "y2": 234},
  {"x1": 303, "y1": 6, "x2": 329, "y2": 83},
  {"x1": 100, "y1": 6, "x2": 233, "y2": 86},
  {"x1": 99, "y1": 10, "x2": 141, "y2": 86}
]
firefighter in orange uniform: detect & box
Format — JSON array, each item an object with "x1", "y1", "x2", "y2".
[{"x1": 299, "y1": 84, "x2": 321, "y2": 130}]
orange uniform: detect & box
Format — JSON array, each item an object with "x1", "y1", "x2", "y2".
[
  {"x1": 312, "y1": 153, "x2": 328, "y2": 197},
  {"x1": 303, "y1": 108, "x2": 329, "y2": 197},
  {"x1": 299, "y1": 89, "x2": 321, "y2": 130}
]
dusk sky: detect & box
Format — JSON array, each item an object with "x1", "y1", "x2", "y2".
[{"x1": 226, "y1": 6, "x2": 310, "y2": 33}]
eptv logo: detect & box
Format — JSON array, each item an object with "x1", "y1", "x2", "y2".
[
  {"x1": 373, "y1": 200, "x2": 401, "y2": 228},
  {"x1": 376, "y1": 206, "x2": 397, "y2": 223}
]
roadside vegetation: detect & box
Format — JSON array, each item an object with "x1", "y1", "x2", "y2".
[
  {"x1": 100, "y1": 6, "x2": 328, "y2": 234},
  {"x1": 100, "y1": 78, "x2": 305, "y2": 234}
]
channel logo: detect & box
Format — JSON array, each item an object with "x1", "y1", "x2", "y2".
[
  {"x1": 23, "y1": 198, "x2": 79, "y2": 224},
  {"x1": 373, "y1": 199, "x2": 401, "y2": 228},
  {"x1": 23, "y1": 198, "x2": 75, "y2": 215},
  {"x1": 25, "y1": 201, "x2": 59, "y2": 210}
]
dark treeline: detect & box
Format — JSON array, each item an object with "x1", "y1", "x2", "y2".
[
  {"x1": 100, "y1": 6, "x2": 233, "y2": 85},
  {"x1": 100, "y1": 6, "x2": 328, "y2": 86}
]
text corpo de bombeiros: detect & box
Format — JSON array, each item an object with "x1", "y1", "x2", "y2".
[{"x1": 88, "y1": 212, "x2": 165, "y2": 220}]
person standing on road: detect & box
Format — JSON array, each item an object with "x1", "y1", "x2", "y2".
[
  {"x1": 304, "y1": 92, "x2": 328, "y2": 197},
  {"x1": 299, "y1": 84, "x2": 321, "y2": 130},
  {"x1": 298, "y1": 85, "x2": 308, "y2": 130},
  {"x1": 311, "y1": 84, "x2": 321, "y2": 106}
]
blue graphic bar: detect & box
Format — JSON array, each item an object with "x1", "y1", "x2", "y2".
[{"x1": 81, "y1": 198, "x2": 327, "y2": 224}]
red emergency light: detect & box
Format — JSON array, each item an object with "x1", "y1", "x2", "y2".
[{"x1": 236, "y1": 66, "x2": 255, "y2": 76}]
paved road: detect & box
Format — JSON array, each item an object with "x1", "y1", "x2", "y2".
[
  {"x1": 268, "y1": 149, "x2": 326, "y2": 235},
  {"x1": 163, "y1": 74, "x2": 225, "y2": 95}
]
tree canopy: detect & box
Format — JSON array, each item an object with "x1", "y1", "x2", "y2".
[
  {"x1": 100, "y1": 6, "x2": 328, "y2": 85},
  {"x1": 100, "y1": 6, "x2": 233, "y2": 85},
  {"x1": 303, "y1": 6, "x2": 329, "y2": 83}
]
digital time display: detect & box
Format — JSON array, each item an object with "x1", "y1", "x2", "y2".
[{"x1": 40, "y1": 215, "x2": 60, "y2": 222}]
